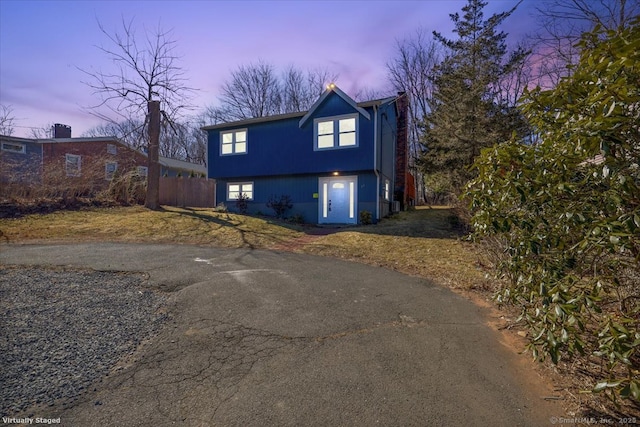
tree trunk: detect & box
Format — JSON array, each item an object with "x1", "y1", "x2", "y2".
[{"x1": 145, "y1": 100, "x2": 161, "y2": 210}]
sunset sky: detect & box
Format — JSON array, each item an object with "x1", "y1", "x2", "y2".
[{"x1": 0, "y1": 0, "x2": 538, "y2": 138}]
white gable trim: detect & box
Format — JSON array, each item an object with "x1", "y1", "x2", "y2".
[{"x1": 299, "y1": 85, "x2": 370, "y2": 128}]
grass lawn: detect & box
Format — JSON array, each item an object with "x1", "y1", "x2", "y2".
[{"x1": 0, "y1": 205, "x2": 490, "y2": 291}]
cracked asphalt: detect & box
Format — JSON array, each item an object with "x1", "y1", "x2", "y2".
[{"x1": 0, "y1": 243, "x2": 560, "y2": 426}]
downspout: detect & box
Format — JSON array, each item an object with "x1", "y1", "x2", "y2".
[{"x1": 373, "y1": 104, "x2": 380, "y2": 222}]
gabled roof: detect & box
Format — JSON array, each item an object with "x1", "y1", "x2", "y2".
[
  {"x1": 201, "y1": 111, "x2": 306, "y2": 131},
  {"x1": 201, "y1": 87, "x2": 396, "y2": 132},
  {"x1": 298, "y1": 84, "x2": 370, "y2": 128}
]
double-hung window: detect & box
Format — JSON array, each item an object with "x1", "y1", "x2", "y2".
[
  {"x1": 65, "y1": 154, "x2": 81, "y2": 177},
  {"x1": 105, "y1": 162, "x2": 118, "y2": 180},
  {"x1": 221, "y1": 129, "x2": 247, "y2": 155},
  {"x1": 227, "y1": 182, "x2": 253, "y2": 200},
  {"x1": 315, "y1": 114, "x2": 358, "y2": 150}
]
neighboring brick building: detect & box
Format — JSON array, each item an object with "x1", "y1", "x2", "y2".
[{"x1": 1, "y1": 125, "x2": 207, "y2": 197}]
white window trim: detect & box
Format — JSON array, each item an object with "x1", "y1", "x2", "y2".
[
  {"x1": 105, "y1": 161, "x2": 118, "y2": 180},
  {"x1": 220, "y1": 129, "x2": 248, "y2": 156},
  {"x1": 313, "y1": 113, "x2": 359, "y2": 151},
  {"x1": 227, "y1": 182, "x2": 254, "y2": 201},
  {"x1": 65, "y1": 154, "x2": 82, "y2": 177},
  {"x1": 1, "y1": 142, "x2": 26, "y2": 154}
]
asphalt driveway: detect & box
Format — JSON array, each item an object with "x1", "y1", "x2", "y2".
[{"x1": 0, "y1": 243, "x2": 559, "y2": 426}]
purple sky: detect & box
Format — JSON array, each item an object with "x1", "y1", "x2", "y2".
[{"x1": 0, "y1": 0, "x2": 538, "y2": 138}]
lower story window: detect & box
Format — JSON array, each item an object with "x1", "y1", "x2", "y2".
[
  {"x1": 227, "y1": 182, "x2": 253, "y2": 200},
  {"x1": 65, "y1": 154, "x2": 81, "y2": 177},
  {"x1": 105, "y1": 162, "x2": 118, "y2": 180}
]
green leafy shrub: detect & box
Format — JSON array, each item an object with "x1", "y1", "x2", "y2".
[{"x1": 466, "y1": 19, "x2": 640, "y2": 401}]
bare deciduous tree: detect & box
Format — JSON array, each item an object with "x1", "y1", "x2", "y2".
[
  {"x1": 80, "y1": 18, "x2": 195, "y2": 209},
  {"x1": 82, "y1": 118, "x2": 146, "y2": 151},
  {"x1": 386, "y1": 29, "x2": 442, "y2": 203},
  {"x1": 281, "y1": 66, "x2": 337, "y2": 112},
  {"x1": 531, "y1": 0, "x2": 639, "y2": 86},
  {"x1": 216, "y1": 61, "x2": 281, "y2": 121},
  {"x1": 29, "y1": 123, "x2": 54, "y2": 139},
  {"x1": 211, "y1": 62, "x2": 337, "y2": 123},
  {"x1": 0, "y1": 104, "x2": 16, "y2": 136}
]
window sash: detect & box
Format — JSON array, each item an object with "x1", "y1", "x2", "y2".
[
  {"x1": 227, "y1": 182, "x2": 253, "y2": 200},
  {"x1": 221, "y1": 130, "x2": 248, "y2": 155},
  {"x1": 315, "y1": 115, "x2": 358, "y2": 150},
  {"x1": 1, "y1": 142, "x2": 26, "y2": 154},
  {"x1": 65, "y1": 154, "x2": 81, "y2": 177},
  {"x1": 105, "y1": 162, "x2": 118, "y2": 180}
]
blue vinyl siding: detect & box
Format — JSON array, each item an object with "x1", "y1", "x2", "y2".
[
  {"x1": 208, "y1": 110, "x2": 375, "y2": 179},
  {"x1": 206, "y1": 89, "x2": 400, "y2": 224},
  {"x1": 219, "y1": 172, "x2": 380, "y2": 224}
]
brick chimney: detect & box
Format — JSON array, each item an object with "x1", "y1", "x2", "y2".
[
  {"x1": 53, "y1": 123, "x2": 71, "y2": 138},
  {"x1": 394, "y1": 92, "x2": 412, "y2": 209}
]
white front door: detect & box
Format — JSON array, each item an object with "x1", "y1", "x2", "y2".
[{"x1": 319, "y1": 176, "x2": 357, "y2": 224}]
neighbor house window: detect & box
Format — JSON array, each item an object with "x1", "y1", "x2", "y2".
[
  {"x1": 137, "y1": 166, "x2": 148, "y2": 177},
  {"x1": 227, "y1": 182, "x2": 253, "y2": 200},
  {"x1": 314, "y1": 114, "x2": 358, "y2": 150},
  {"x1": 105, "y1": 162, "x2": 118, "y2": 180},
  {"x1": 384, "y1": 179, "x2": 390, "y2": 201},
  {"x1": 220, "y1": 129, "x2": 247, "y2": 155},
  {"x1": 65, "y1": 154, "x2": 81, "y2": 177},
  {"x1": 106, "y1": 144, "x2": 117, "y2": 155},
  {"x1": 1, "y1": 142, "x2": 26, "y2": 154}
]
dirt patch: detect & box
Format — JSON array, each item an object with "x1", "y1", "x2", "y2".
[{"x1": 270, "y1": 227, "x2": 341, "y2": 252}]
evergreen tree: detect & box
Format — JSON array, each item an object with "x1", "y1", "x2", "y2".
[{"x1": 421, "y1": 0, "x2": 528, "y2": 193}]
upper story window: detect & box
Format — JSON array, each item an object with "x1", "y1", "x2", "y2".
[
  {"x1": 1, "y1": 142, "x2": 26, "y2": 154},
  {"x1": 221, "y1": 129, "x2": 247, "y2": 155},
  {"x1": 65, "y1": 154, "x2": 81, "y2": 177},
  {"x1": 137, "y1": 166, "x2": 148, "y2": 177},
  {"x1": 315, "y1": 114, "x2": 358, "y2": 150},
  {"x1": 107, "y1": 144, "x2": 117, "y2": 155}
]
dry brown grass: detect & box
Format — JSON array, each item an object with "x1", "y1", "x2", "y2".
[
  {"x1": 0, "y1": 206, "x2": 304, "y2": 248},
  {"x1": 0, "y1": 205, "x2": 489, "y2": 287},
  {"x1": 300, "y1": 208, "x2": 492, "y2": 291},
  {"x1": 0, "y1": 205, "x2": 491, "y2": 291}
]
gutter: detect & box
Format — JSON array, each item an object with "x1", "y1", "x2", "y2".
[{"x1": 373, "y1": 104, "x2": 380, "y2": 222}]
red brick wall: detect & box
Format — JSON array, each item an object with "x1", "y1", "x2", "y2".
[
  {"x1": 394, "y1": 93, "x2": 412, "y2": 209},
  {"x1": 41, "y1": 139, "x2": 147, "y2": 187}
]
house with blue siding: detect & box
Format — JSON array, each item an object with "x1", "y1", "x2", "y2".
[{"x1": 204, "y1": 85, "x2": 412, "y2": 224}]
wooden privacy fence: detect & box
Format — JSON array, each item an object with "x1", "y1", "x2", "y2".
[{"x1": 159, "y1": 177, "x2": 216, "y2": 208}]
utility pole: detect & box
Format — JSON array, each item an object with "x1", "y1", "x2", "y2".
[{"x1": 145, "y1": 100, "x2": 161, "y2": 210}]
